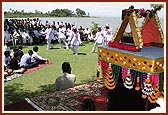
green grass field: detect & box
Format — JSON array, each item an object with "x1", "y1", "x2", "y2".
[{"x1": 4, "y1": 41, "x2": 100, "y2": 105}]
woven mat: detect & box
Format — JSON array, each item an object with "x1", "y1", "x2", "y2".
[
  {"x1": 25, "y1": 79, "x2": 109, "y2": 111},
  {"x1": 4, "y1": 62, "x2": 53, "y2": 82},
  {"x1": 24, "y1": 62, "x2": 53, "y2": 74}
]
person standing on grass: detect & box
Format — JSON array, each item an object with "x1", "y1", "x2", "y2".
[
  {"x1": 66, "y1": 28, "x2": 73, "y2": 46},
  {"x1": 91, "y1": 25, "x2": 104, "y2": 53},
  {"x1": 70, "y1": 26, "x2": 82, "y2": 55},
  {"x1": 57, "y1": 24, "x2": 69, "y2": 49},
  {"x1": 103, "y1": 24, "x2": 113, "y2": 45},
  {"x1": 55, "y1": 62, "x2": 76, "y2": 91},
  {"x1": 41, "y1": 24, "x2": 54, "y2": 50}
]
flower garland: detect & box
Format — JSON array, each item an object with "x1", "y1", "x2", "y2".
[
  {"x1": 122, "y1": 67, "x2": 128, "y2": 80},
  {"x1": 141, "y1": 73, "x2": 154, "y2": 98},
  {"x1": 130, "y1": 69, "x2": 137, "y2": 83},
  {"x1": 123, "y1": 68, "x2": 134, "y2": 89},
  {"x1": 135, "y1": 76, "x2": 140, "y2": 90},
  {"x1": 150, "y1": 74, "x2": 159, "y2": 87},
  {"x1": 108, "y1": 41, "x2": 137, "y2": 52},
  {"x1": 112, "y1": 64, "x2": 121, "y2": 82},
  {"x1": 100, "y1": 60, "x2": 164, "y2": 103},
  {"x1": 104, "y1": 63, "x2": 116, "y2": 90},
  {"x1": 142, "y1": 72, "x2": 147, "y2": 83},
  {"x1": 148, "y1": 86, "x2": 160, "y2": 103},
  {"x1": 99, "y1": 60, "x2": 109, "y2": 78}
]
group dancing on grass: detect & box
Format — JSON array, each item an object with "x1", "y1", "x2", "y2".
[
  {"x1": 41, "y1": 23, "x2": 83, "y2": 55},
  {"x1": 4, "y1": 18, "x2": 113, "y2": 81},
  {"x1": 39, "y1": 23, "x2": 113, "y2": 55},
  {"x1": 4, "y1": 18, "x2": 113, "y2": 55}
]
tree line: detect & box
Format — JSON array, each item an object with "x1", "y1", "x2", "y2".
[{"x1": 4, "y1": 8, "x2": 90, "y2": 18}]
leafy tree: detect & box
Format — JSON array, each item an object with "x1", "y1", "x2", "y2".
[
  {"x1": 4, "y1": 8, "x2": 89, "y2": 18},
  {"x1": 50, "y1": 8, "x2": 75, "y2": 17},
  {"x1": 21, "y1": 10, "x2": 24, "y2": 13},
  {"x1": 91, "y1": 21, "x2": 99, "y2": 36},
  {"x1": 76, "y1": 8, "x2": 86, "y2": 16}
]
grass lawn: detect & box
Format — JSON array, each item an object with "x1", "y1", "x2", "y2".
[{"x1": 4, "y1": 41, "x2": 100, "y2": 105}]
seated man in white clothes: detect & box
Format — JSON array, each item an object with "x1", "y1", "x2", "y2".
[
  {"x1": 55, "y1": 62, "x2": 76, "y2": 91},
  {"x1": 31, "y1": 46, "x2": 48, "y2": 64},
  {"x1": 20, "y1": 50, "x2": 38, "y2": 69}
]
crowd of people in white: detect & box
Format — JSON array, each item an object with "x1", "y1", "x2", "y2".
[
  {"x1": 4, "y1": 18, "x2": 113, "y2": 53},
  {"x1": 3, "y1": 18, "x2": 113, "y2": 80}
]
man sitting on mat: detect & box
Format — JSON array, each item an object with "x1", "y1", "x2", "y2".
[
  {"x1": 31, "y1": 46, "x2": 48, "y2": 64},
  {"x1": 20, "y1": 50, "x2": 38, "y2": 69}
]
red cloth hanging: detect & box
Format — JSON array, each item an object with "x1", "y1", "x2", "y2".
[{"x1": 141, "y1": 20, "x2": 160, "y2": 44}]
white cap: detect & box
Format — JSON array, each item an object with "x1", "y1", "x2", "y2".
[
  {"x1": 105, "y1": 24, "x2": 109, "y2": 27},
  {"x1": 97, "y1": 25, "x2": 101, "y2": 28},
  {"x1": 59, "y1": 23, "x2": 63, "y2": 27},
  {"x1": 72, "y1": 26, "x2": 77, "y2": 30}
]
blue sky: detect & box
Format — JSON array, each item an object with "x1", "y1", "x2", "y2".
[{"x1": 2, "y1": 2, "x2": 165, "y2": 18}]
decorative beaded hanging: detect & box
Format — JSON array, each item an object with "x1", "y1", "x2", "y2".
[
  {"x1": 123, "y1": 68, "x2": 134, "y2": 89},
  {"x1": 142, "y1": 73, "x2": 154, "y2": 99}
]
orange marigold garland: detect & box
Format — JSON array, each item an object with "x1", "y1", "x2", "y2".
[
  {"x1": 148, "y1": 85, "x2": 160, "y2": 103},
  {"x1": 135, "y1": 76, "x2": 140, "y2": 90},
  {"x1": 104, "y1": 63, "x2": 116, "y2": 90}
]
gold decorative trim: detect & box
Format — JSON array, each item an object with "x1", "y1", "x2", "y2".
[{"x1": 98, "y1": 47, "x2": 164, "y2": 73}]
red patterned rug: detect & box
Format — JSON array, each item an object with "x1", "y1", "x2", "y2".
[
  {"x1": 24, "y1": 62, "x2": 53, "y2": 74},
  {"x1": 24, "y1": 79, "x2": 108, "y2": 111},
  {"x1": 4, "y1": 62, "x2": 53, "y2": 82},
  {"x1": 4, "y1": 78, "x2": 160, "y2": 111}
]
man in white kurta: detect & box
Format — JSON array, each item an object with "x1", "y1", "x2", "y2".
[
  {"x1": 70, "y1": 26, "x2": 82, "y2": 55},
  {"x1": 103, "y1": 24, "x2": 113, "y2": 45},
  {"x1": 58, "y1": 24, "x2": 69, "y2": 49},
  {"x1": 31, "y1": 46, "x2": 48, "y2": 64},
  {"x1": 55, "y1": 62, "x2": 76, "y2": 91},
  {"x1": 66, "y1": 28, "x2": 73, "y2": 46},
  {"x1": 41, "y1": 24, "x2": 54, "y2": 50},
  {"x1": 91, "y1": 25, "x2": 104, "y2": 53}
]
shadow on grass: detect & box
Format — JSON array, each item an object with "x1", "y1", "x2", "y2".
[
  {"x1": 4, "y1": 83, "x2": 55, "y2": 105},
  {"x1": 78, "y1": 53, "x2": 87, "y2": 55},
  {"x1": 80, "y1": 75, "x2": 96, "y2": 84},
  {"x1": 4, "y1": 75, "x2": 95, "y2": 105},
  {"x1": 37, "y1": 84, "x2": 56, "y2": 94},
  {"x1": 69, "y1": 52, "x2": 87, "y2": 55},
  {"x1": 50, "y1": 47, "x2": 60, "y2": 49}
]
